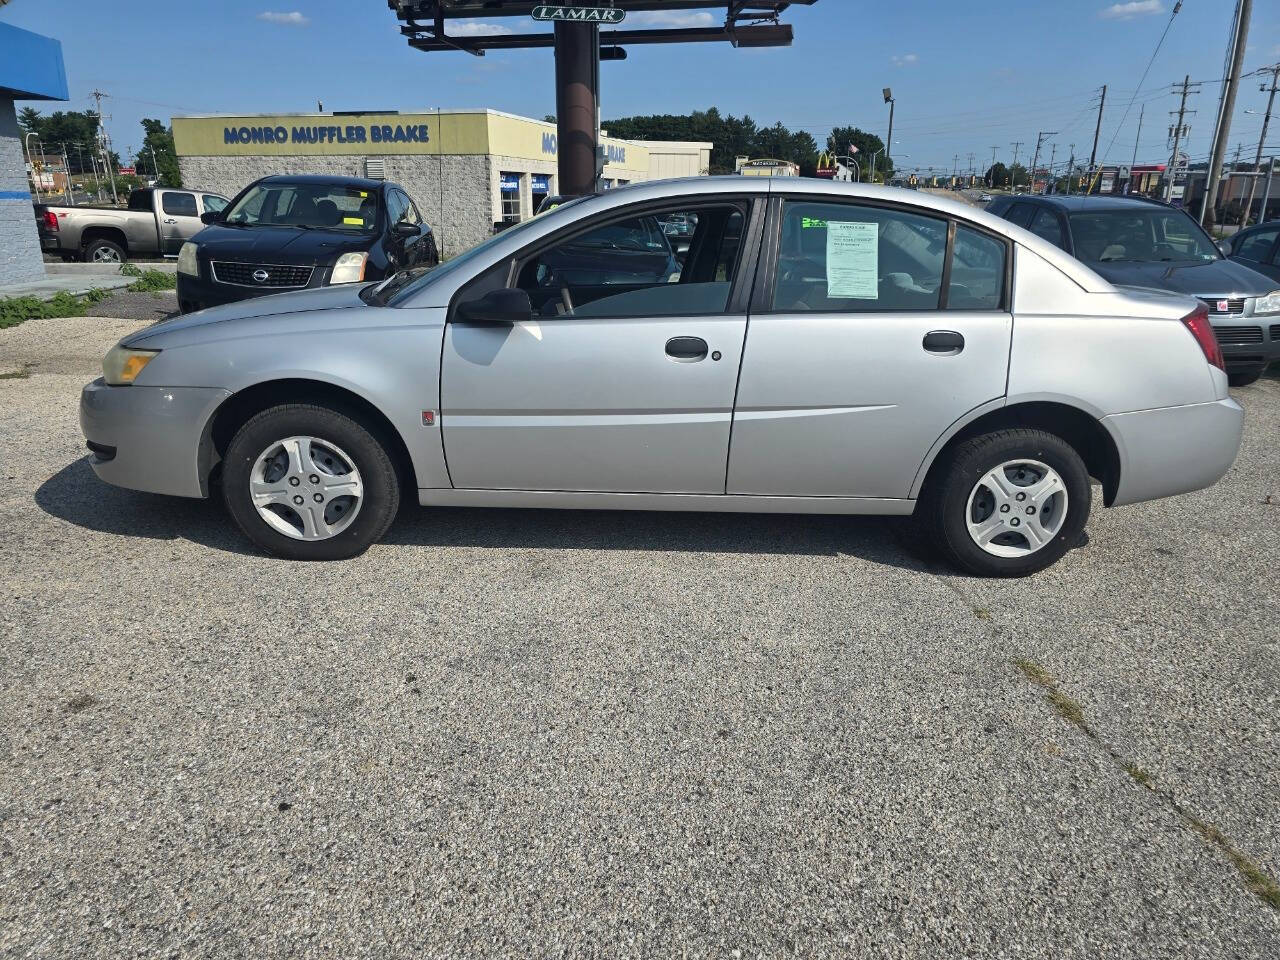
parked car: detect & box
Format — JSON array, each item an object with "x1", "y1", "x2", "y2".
[
  {"x1": 986, "y1": 194, "x2": 1280, "y2": 385},
  {"x1": 1220, "y1": 219, "x2": 1280, "y2": 283},
  {"x1": 176, "y1": 175, "x2": 439, "y2": 314},
  {"x1": 979, "y1": 193, "x2": 994, "y2": 202},
  {"x1": 34, "y1": 187, "x2": 229, "y2": 264},
  {"x1": 81, "y1": 179, "x2": 1241, "y2": 576}
]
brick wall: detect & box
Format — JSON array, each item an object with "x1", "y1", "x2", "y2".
[
  {"x1": 0, "y1": 98, "x2": 46, "y2": 285},
  {"x1": 178, "y1": 153, "x2": 497, "y2": 257}
]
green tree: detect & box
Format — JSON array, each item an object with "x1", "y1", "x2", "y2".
[
  {"x1": 139, "y1": 118, "x2": 181, "y2": 187},
  {"x1": 827, "y1": 126, "x2": 893, "y2": 182},
  {"x1": 984, "y1": 162, "x2": 1008, "y2": 188},
  {"x1": 18, "y1": 106, "x2": 42, "y2": 133}
]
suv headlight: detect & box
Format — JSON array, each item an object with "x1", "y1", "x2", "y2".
[
  {"x1": 330, "y1": 252, "x2": 368, "y2": 285},
  {"x1": 103, "y1": 344, "x2": 159, "y2": 385},
  {"x1": 177, "y1": 241, "x2": 199, "y2": 276},
  {"x1": 1255, "y1": 290, "x2": 1280, "y2": 315}
]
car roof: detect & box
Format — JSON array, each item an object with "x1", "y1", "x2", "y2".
[
  {"x1": 256, "y1": 173, "x2": 388, "y2": 191},
  {"x1": 1016, "y1": 194, "x2": 1174, "y2": 213}
]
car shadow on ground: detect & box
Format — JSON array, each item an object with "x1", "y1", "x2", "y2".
[{"x1": 36, "y1": 457, "x2": 939, "y2": 571}]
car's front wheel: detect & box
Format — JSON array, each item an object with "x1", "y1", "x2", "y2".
[
  {"x1": 921, "y1": 428, "x2": 1091, "y2": 577},
  {"x1": 222, "y1": 404, "x2": 400, "y2": 560},
  {"x1": 1227, "y1": 369, "x2": 1262, "y2": 387}
]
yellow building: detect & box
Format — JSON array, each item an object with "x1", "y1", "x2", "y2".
[{"x1": 173, "y1": 109, "x2": 708, "y2": 254}]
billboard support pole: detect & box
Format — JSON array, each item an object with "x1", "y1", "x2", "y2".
[{"x1": 554, "y1": 20, "x2": 600, "y2": 197}]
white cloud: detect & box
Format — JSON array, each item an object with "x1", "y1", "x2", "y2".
[
  {"x1": 257, "y1": 11, "x2": 309, "y2": 26},
  {"x1": 891, "y1": 53, "x2": 919, "y2": 67},
  {"x1": 626, "y1": 11, "x2": 716, "y2": 28},
  {"x1": 1099, "y1": 1, "x2": 1164, "y2": 20},
  {"x1": 450, "y1": 20, "x2": 515, "y2": 37}
]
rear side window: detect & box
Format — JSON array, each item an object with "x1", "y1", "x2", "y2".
[
  {"x1": 949, "y1": 226, "x2": 1006, "y2": 310},
  {"x1": 1027, "y1": 208, "x2": 1066, "y2": 249},
  {"x1": 1233, "y1": 227, "x2": 1279, "y2": 263},
  {"x1": 162, "y1": 192, "x2": 197, "y2": 217},
  {"x1": 770, "y1": 200, "x2": 946, "y2": 312},
  {"x1": 127, "y1": 189, "x2": 152, "y2": 211},
  {"x1": 202, "y1": 195, "x2": 228, "y2": 214}
]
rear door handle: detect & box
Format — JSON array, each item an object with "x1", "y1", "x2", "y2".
[
  {"x1": 163, "y1": 218, "x2": 177, "y2": 224},
  {"x1": 923, "y1": 330, "x2": 965, "y2": 354},
  {"x1": 666, "y1": 336, "x2": 708, "y2": 362}
]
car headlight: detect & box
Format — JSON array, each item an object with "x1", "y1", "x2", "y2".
[
  {"x1": 177, "y1": 241, "x2": 199, "y2": 276},
  {"x1": 1254, "y1": 290, "x2": 1280, "y2": 315},
  {"x1": 329, "y1": 252, "x2": 368, "y2": 285},
  {"x1": 102, "y1": 344, "x2": 159, "y2": 385}
]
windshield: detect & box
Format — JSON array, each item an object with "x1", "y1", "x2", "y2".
[
  {"x1": 223, "y1": 182, "x2": 380, "y2": 233},
  {"x1": 1068, "y1": 208, "x2": 1219, "y2": 263},
  {"x1": 379, "y1": 195, "x2": 591, "y2": 306}
]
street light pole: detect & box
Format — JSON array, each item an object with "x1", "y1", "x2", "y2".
[
  {"x1": 883, "y1": 87, "x2": 895, "y2": 177},
  {"x1": 23, "y1": 132, "x2": 41, "y2": 201},
  {"x1": 1242, "y1": 63, "x2": 1278, "y2": 227}
]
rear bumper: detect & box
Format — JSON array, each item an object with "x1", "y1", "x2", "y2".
[
  {"x1": 1105, "y1": 397, "x2": 1244, "y2": 507},
  {"x1": 79, "y1": 378, "x2": 229, "y2": 498}
]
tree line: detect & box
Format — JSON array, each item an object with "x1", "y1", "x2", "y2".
[
  {"x1": 602, "y1": 108, "x2": 896, "y2": 181},
  {"x1": 16, "y1": 108, "x2": 181, "y2": 187}
]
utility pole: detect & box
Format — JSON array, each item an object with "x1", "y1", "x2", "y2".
[
  {"x1": 1066, "y1": 145, "x2": 1076, "y2": 194},
  {"x1": 90, "y1": 89, "x2": 119, "y2": 205},
  {"x1": 1241, "y1": 62, "x2": 1279, "y2": 226},
  {"x1": 988, "y1": 145, "x2": 999, "y2": 186},
  {"x1": 1088, "y1": 84, "x2": 1107, "y2": 185},
  {"x1": 1200, "y1": 0, "x2": 1252, "y2": 225},
  {"x1": 1165, "y1": 75, "x2": 1197, "y2": 203},
  {"x1": 1030, "y1": 131, "x2": 1056, "y2": 196},
  {"x1": 1129, "y1": 104, "x2": 1144, "y2": 194},
  {"x1": 1047, "y1": 142, "x2": 1057, "y2": 193},
  {"x1": 1009, "y1": 141, "x2": 1023, "y2": 190}
]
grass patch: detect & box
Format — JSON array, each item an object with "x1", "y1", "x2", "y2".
[
  {"x1": 1188, "y1": 818, "x2": 1280, "y2": 909},
  {"x1": 0, "y1": 362, "x2": 36, "y2": 380},
  {"x1": 1123, "y1": 762, "x2": 1155, "y2": 790},
  {"x1": 0, "y1": 288, "x2": 110, "y2": 328},
  {"x1": 120, "y1": 263, "x2": 176, "y2": 292}
]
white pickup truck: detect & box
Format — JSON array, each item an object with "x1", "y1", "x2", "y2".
[{"x1": 35, "y1": 187, "x2": 230, "y2": 263}]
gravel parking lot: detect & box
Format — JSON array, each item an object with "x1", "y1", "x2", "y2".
[{"x1": 1, "y1": 315, "x2": 1278, "y2": 959}]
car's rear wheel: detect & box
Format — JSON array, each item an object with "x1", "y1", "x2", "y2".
[
  {"x1": 84, "y1": 238, "x2": 126, "y2": 264},
  {"x1": 222, "y1": 404, "x2": 399, "y2": 560},
  {"x1": 921, "y1": 428, "x2": 1091, "y2": 577}
]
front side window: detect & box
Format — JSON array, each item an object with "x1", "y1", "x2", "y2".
[
  {"x1": 770, "y1": 200, "x2": 946, "y2": 312},
  {"x1": 385, "y1": 189, "x2": 409, "y2": 226},
  {"x1": 162, "y1": 192, "x2": 197, "y2": 217},
  {"x1": 1067, "y1": 208, "x2": 1218, "y2": 263},
  {"x1": 1233, "y1": 227, "x2": 1279, "y2": 263},
  {"x1": 514, "y1": 203, "x2": 746, "y2": 319},
  {"x1": 222, "y1": 182, "x2": 380, "y2": 233}
]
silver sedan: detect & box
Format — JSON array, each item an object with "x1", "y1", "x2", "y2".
[{"x1": 80, "y1": 178, "x2": 1242, "y2": 576}]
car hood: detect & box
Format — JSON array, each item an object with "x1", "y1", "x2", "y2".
[
  {"x1": 126, "y1": 284, "x2": 367, "y2": 346},
  {"x1": 193, "y1": 224, "x2": 373, "y2": 265},
  {"x1": 1084, "y1": 256, "x2": 1277, "y2": 297}
]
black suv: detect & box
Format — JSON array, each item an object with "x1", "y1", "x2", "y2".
[
  {"x1": 177, "y1": 175, "x2": 438, "y2": 314},
  {"x1": 987, "y1": 194, "x2": 1280, "y2": 385}
]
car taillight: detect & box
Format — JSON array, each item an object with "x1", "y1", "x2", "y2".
[
  {"x1": 42, "y1": 210, "x2": 59, "y2": 232},
  {"x1": 1181, "y1": 303, "x2": 1224, "y2": 372}
]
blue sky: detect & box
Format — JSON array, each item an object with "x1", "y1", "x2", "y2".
[{"x1": 4, "y1": 0, "x2": 1278, "y2": 175}]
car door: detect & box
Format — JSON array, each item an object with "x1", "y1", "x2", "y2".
[
  {"x1": 1229, "y1": 225, "x2": 1280, "y2": 282},
  {"x1": 159, "y1": 190, "x2": 202, "y2": 255},
  {"x1": 382, "y1": 188, "x2": 411, "y2": 271},
  {"x1": 727, "y1": 196, "x2": 1013, "y2": 499},
  {"x1": 440, "y1": 198, "x2": 761, "y2": 494}
]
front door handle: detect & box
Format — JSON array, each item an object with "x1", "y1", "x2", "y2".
[
  {"x1": 666, "y1": 336, "x2": 708, "y2": 362},
  {"x1": 163, "y1": 218, "x2": 177, "y2": 224},
  {"x1": 923, "y1": 330, "x2": 965, "y2": 354}
]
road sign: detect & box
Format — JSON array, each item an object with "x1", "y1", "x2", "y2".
[{"x1": 531, "y1": 5, "x2": 626, "y2": 23}]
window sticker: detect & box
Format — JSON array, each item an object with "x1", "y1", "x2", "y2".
[
  {"x1": 826, "y1": 221, "x2": 878, "y2": 299},
  {"x1": 343, "y1": 217, "x2": 363, "y2": 225}
]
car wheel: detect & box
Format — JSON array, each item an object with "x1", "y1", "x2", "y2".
[
  {"x1": 1227, "y1": 370, "x2": 1261, "y2": 387},
  {"x1": 84, "y1": 238, "x2": 126, "y2": 264},
  {"x1": 222, "y1": 404, "x2": 400, "y2": 560},
  {"x1": 921, "y1": 428, "x2": 1091, "y2": 577}
]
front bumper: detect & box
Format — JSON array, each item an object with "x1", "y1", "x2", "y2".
[
  {"x1": 1104, "y1": 397, "x2": 1244, "y2": 507},
  {"x1": 1208, "y1": 312, "x2": 1280, "y2": 371},
  {"x1": 79, "y1": 378, "x2": 230, "y2": 498}
]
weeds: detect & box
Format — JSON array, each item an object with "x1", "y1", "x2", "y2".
[
  {"x1": 120, "y1": 263, "x2": 177, "y2": 292},
  {"x1": 0, "y1": 288, "x2": 111, "y2": 328}
]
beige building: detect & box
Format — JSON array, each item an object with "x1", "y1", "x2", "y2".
[{"x1": 173, "y1": 109, "x2": 710, "y2": 255}]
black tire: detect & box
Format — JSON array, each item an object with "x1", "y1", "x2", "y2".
[
  {"x1": 222, "y1": 404, "x2": 400, "y2": 561},
  {"x1": 919, "y1": 428, "x2": 1091, "y2": 578},
  {"x1": 1227, "y1": 370, "x2": 1261, "y2": 387},
  {"x1": 83, "y1": 238, "x2": 126, "y2": 264}
]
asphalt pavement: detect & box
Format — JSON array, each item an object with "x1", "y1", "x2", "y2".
[{"x1": 1, "y1": 316, "x2": 1277, "y2": 959}]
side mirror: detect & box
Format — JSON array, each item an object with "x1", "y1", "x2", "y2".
[
  {"x1": 393, "y1": 221, "x2": 420, "y2": 238},
  {"x1": 200, "y1": 210, "x2": 224, "y2": 225},
  {"x1": 1216, "y1": 239, "x2": 1231, "y2": 256},
  {"x1": 455, "y1": 288, "x2": 532, "y2": 325}
]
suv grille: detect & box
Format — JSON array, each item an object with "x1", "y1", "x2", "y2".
[
  {"x1": 211, "y1": 261, "x2": 313, "y2": 288},
  {"x1": 1271, "y1": 324, "x2": 1280, "y2": 342},
  {"x1": 1213, "y1": 326, "x2": 1263, "y2": 345},
  {"x1": 1201, "y1": 297, "x2": 1246, "y2": 315}
]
